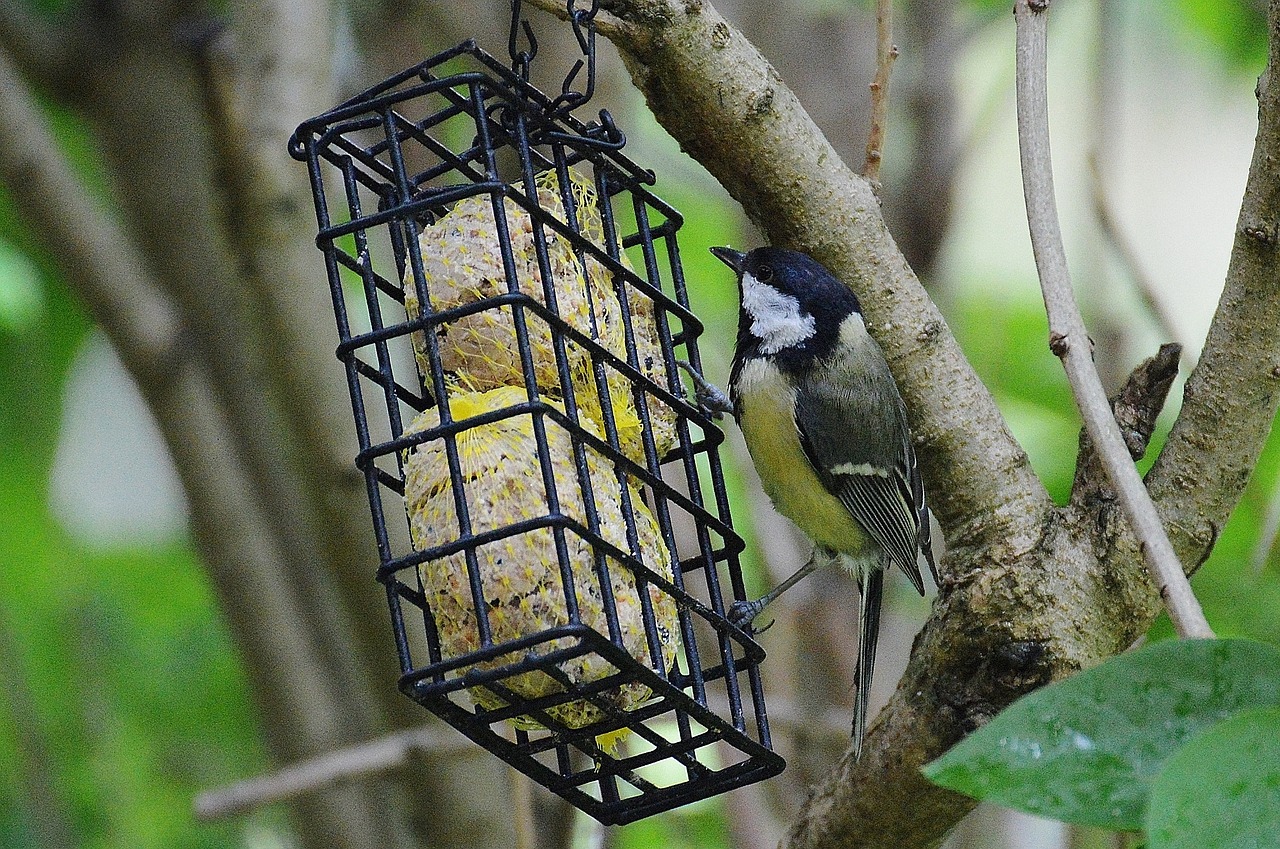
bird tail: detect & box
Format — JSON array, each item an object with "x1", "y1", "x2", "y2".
[{"x1": 852, "y1": 564, "x2": 884, "y2": 760}]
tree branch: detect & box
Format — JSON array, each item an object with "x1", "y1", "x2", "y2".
[
  {"x1": 195, "y1": 724, "x2": 473, "y2": 820},
  {"x1": 862, "y1": 0, "x2": 898, "y2": 186},
  {"x1": 513, "y1": 2, "x2": 1141, "y2": 847},
  {"x1": 207, "y1": 6, "x2": 526, "y2": 846},
  {"x1": 1145, "y1": 0, "x2": 1280, "y2": 567},
  {"x1": 1013, "y1": 0, "x2": 1212, "y2": 639}
]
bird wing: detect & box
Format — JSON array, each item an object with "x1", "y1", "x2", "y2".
[{"x1": 794, "y1": 349, "x2": 930, "y2": 593}]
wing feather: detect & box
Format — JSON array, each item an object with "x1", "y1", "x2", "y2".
[
  {"x1": 793, "y1": 329, "x2": 932, "y2": 592},
  {"x1": 833, "y1": 469, "x2": 925, "y2": 592}
]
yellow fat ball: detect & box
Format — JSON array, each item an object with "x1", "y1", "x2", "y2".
[
  {"x1": 402, "y1": 386, "x2": 681, "y2": 733},
  {"x1": 403, "y1": 169, "x2": 677, "y2": 463}
]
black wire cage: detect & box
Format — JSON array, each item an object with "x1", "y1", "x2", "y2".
[{"x1": 288, "y1": 40, "x2": 783, "y2": 824}]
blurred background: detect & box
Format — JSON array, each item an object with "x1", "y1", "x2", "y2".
[{"x1": 1, "y1": 0, "x2": 1276, "y2": 847}]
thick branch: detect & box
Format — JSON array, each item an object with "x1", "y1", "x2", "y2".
[
  {"x1": 210, "y1": 7, "x2": 524, "y2": 846},
  {"x1": 214, "y1": 1, "x2": 400, "y2": 685},
  {"x1": 1013, "y1": 0, "x2": 1212, "y2": 639},
  {"x1": 1146, "y1": 0, "x2": 1280, "y2": 564}
]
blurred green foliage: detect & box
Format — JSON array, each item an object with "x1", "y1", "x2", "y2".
[
  {"x1": 0, "y1": 97, "x2": 273, "y2": 845},
  {"x1": 1174, "y1": 0, "x2": 1269, "y2": 73}
]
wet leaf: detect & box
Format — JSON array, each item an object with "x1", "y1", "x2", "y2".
[
  {"x1": 1146, "y1": 706, "x2": 1280, "y2": 849},
  {"x1": 922, "y1": 639, "x2": 1280, "y2": 829}
]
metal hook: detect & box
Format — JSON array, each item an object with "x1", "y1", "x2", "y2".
[{"x1": 508, "y1": 0, "x2": 537, "y2": 80}]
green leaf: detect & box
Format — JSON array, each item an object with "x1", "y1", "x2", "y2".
[
  {"x1": 922, "y1": 639, "x2": 1280, "y2": 830},
  {"x1": 1146, "y1": 706, "x2": 1280, "y2": 849}
]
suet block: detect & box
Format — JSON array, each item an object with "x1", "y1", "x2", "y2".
[
  {"x1": 403, "y1": 170, "x2": 677, "y2": 464},
  {"x1": 402, "y1": 386, "x2": 680, "y2": 731}
]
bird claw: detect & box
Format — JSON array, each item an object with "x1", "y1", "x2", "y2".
[
  {"x1": 677, "y1": 361, "x2": 734, "y2": 420},
  {"x1": 728, "y1": 599, "x2": 773, "y2": 634}
]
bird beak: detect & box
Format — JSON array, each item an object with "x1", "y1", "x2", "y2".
[{"x1": 709, "y1": 246, "x2": 746, "y2": 274}]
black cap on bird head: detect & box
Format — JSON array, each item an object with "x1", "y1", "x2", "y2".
[{"x1": 710, "y1": 245, "x2": 863, "y2": 317}]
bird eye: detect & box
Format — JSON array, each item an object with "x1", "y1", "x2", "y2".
[{"x1": 756, "y1": 264, "x2": 774, "y2": 282}]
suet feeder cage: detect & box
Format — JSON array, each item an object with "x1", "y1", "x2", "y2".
[{"x1": 289, "y1": 5, "x2": 783, "y2": 825}]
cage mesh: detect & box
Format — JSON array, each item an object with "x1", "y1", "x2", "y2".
[{"x1": 289, "y1": 41, "x2": 783, "y2": 824}]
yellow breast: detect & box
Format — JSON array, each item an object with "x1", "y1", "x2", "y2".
[{"x1": 734, "y1": 359, "x2": 875, "y2": 558}]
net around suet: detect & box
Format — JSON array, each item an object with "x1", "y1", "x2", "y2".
[
  {"x1": 402, "y1": 385, "x2": 680, "y2": 731},
  {"x1": 403, "y1": 169, "x2": 677, "y2": 464}
]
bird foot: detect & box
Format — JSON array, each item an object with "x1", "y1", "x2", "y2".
[
  {"x1": 677, "y1": 361, "x2": 734, "y2": 420},
  {"x1": 728, "y1": 599, "x2": 773, "y2": 634}
]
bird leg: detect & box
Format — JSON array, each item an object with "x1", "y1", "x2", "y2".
[
  {"x1": 676, "y1": 361, "x2": 734, "y2": 419},
  {"x1": 728, "y1": 549, "x2": 823, "y2": 630}
]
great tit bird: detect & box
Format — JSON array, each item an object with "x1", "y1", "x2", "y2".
[{"x1": 689, "y1": 245, "x2": 937, "y2": 757}]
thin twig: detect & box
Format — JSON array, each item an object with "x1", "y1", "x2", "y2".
[
  {"x1": 1251, "y1": 480, "x2": 1280, "y2": 574},
  {"x1": 1013, "y1": 0, "x2": 1213, "y2": 639},
  {"x1": 863, "y1": 0, "x2": 899, "y2": 185},
  {"x1": 194, "y1": 725, "x2": 472, "y2": 820},
  {"x1": 510, "y1": 766, "x2": 536, "y2": 849}
]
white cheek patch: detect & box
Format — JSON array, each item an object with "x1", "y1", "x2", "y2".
[{"x1": 741, "y1": 271, "x2": 816, "y2": 354}]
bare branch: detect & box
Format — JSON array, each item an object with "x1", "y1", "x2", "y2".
[
  {"x1": 524, "y1": 0, "x2": 1051, "y2": 556},
  {"x1": 862, "y1": 0, "x2": 898, "y2": 186},
  {"x1": 195, "y1": 725, "x2": 472, "y2": 820},
  {"x1": 1013, "y1": 0, "x2": 1212, "y2": 639},
  {"x1": 213, "y1": 1, "x2": 401, "y2": 643}
]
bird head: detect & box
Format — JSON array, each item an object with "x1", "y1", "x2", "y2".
[{"x1": 711, "y1": 246, "x2": 862, "y2": 360}]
